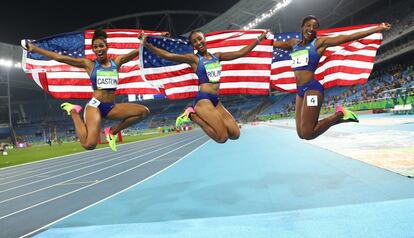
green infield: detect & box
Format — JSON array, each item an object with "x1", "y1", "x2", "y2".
[{"x1": 0, "y1": 132, "x2": 174, "y2": 168}]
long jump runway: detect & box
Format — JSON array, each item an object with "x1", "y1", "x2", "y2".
[
  {"x1": 0, "y1": 130, "x2": 209, "y2": 238},
  {"x1": 3, "y1": 113, "x2": 414, "y2": 238}
]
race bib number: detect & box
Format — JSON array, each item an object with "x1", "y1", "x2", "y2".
[
  {"x1": 306, "y1": 95, "x2": 318, "y2": 106},
  {"x1": 205, "y1": 61, "x2": 221, "y2": 83},
  {"x1": 87, "y1": 98, "x2": 101, "y2": 108},
  {"x1": 290, "y1": 49, "x2": 309, "y2": 68},
  {"x1": 97, "y1": 70, "x2": 119, "y2": 89}
]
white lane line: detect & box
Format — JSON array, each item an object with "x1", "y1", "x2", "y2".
[
  {"x1": 0, "y1": 153, "x2": 106, "y2": 181},
  {"x1": 0, "y1": 133, "x2": 192, "y2": 193},
  {"x1": 0, "y1": 155, "x2": 110, "y2": 186},
  {"x1": 0, "y1": 140, "x2": 170, "y2": 193},
  {"x1": 0, "y1": 138, "x2": 171, "y2": 189},
  {"x1": 59, "y1": 181, "x2": 99, "y2": 186},
  {"x1": 0, "y1": 135, "x2": 200, "y2": 204},
  {"x1": 0, "y1": 135, "x2": 207, "y2": 222},
  {"x1": 0, "y1": 131, "x2": 187, "y2": 173},
  {"x1": 0, "y1": 136, "x2": 169, "y2": 181},
  {"x1": 0, "y1": 151, "x2": 103, "y2": 178},
  {"x1": 0, "y1": 148, "x2": 107, "y2": 172},
  {"x1": 21, "y1": 135, "x2": 209, "y2": 238}
]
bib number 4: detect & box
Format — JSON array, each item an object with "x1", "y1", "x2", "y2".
[{"x1": 306, "y1": 95, "x2": 318, "y2": 107}]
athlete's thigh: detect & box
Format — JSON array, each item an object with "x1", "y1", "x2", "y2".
[
  {"x1": 194, "y1": 99, "x2": 226, "y2": 131},
  {"x1": 295, "y1": 95, "x2": 304, "y2": 134},
  {"x1": 215, "y1": 102, "x2": 239, "y2": 131},
  {"x1": 300, "y1": 90, "x2": 323, "y2": 128},
  {"x1": 106, "y1": 103, "x2": 148, "y2": 120},
  {"x1": 84, "y1": 106, "x2": 102, "y2": 142}
]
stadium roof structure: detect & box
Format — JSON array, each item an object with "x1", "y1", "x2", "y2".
[
  {"x1": 199, "y1": 0, "x2": 381, "y2": 33},
  {"x1": 76, "y1": 10, "x2": 220, "y2": 37}
]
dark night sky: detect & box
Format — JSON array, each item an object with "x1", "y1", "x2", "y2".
[{"x1": 1, "y1": 0, "x2": 239, "y2": 45}]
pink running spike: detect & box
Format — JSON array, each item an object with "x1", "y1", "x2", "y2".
[
  {"x1": 185, "y1": 107, "x2": 195, "y2": 114},
  {"x1": 104, "y1": 127, "x2": 113, "y2": 136},
  {"x1": 335, "y1": 105, "x2": 344, "y2": 113},
  {"x1": 72, "y1": 105, "x2": 83, "y2": 114}
]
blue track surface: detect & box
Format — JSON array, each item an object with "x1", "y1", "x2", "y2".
[{"x1": 35, "y1": 123, "x2": 414, "y2": 238}]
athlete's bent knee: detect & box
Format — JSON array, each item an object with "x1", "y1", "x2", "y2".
[
  {"x1": 300, "y1": 130, "x2": 316, "y2": 140},
  {"x1": 213, "y1": 132, "x2": 228, "y2": 143},
  {"x1": 138, "y1": 106, "x2": 150, "y2": 118},
  {"x1": 297, "y1": 131, "x2": 304, "y2": 139},
  {"x1": 215, "y1": 137, "x2": 228, "y2": 144},
  {"x1": 229, "y1": 131, "x2": 240, "y2": 140},
  {"x1": 82, "y1": 142, "x2": 97, "y2": 150},
  {"x1": 143, "y1": 106, "x2": 150, "y2": 116}
]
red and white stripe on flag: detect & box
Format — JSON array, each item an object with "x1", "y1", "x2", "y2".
[
  {"x1": 205, "y1": 30, "x2": 273, "y2": 95},
  {"x1": 271, "y1": 24, "x2": 383, "y2": 92},
  {"x1": 140, "y1": 30, "x2": 273, "y2": 100},
  {"x1": 23, "y1": 25, "x2": 381, "y2": 99},
  {"x1": 22, "y1": 29, "x2": 164, "y2": 99}
]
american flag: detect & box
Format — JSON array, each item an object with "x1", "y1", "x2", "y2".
[
  {"x1": 22, "y1": 29, "x2": 165, "y2": 99},
  {"x1": 271, "y1": 24, "x2": 383, "y2": 92},
  {"x1": 23, "y1": 25, "x2": 382, "y2": 99},
  {"x1": 140, "y1": 36, "x2": 198, "y2": 99},
  {"x1": 140, "y1": 30, "x2": 273, "y2": 99}
]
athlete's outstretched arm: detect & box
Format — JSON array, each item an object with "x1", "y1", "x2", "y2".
[
  {"x1": 317, "y1": 22, "x2": 391, "y2": 48},
  {"x1": 115, "y1": 49, "x2": 139, "y2": 67},
  {"x1": 216, "y1": 30, "x2": 270, "y2": 61},
  {"x1": 273, "y1": 39, "x2": 297, "y2": 50},
  {"x1": 26, "y1": 42, "x2": 90, "y2": 69},
  {"x1": 139, "y1": 33, "x2": 197, "y2": 65},
  {"x1": 116, "y1": 33, "x2": 161, "y2": 67}
]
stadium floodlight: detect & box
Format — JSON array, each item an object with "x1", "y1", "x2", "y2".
[
  {"x1": 0, "y1": 58, "x2": 13, "y2": 68},
  {"x1": 0, "y1": 58, "x2": 22, "y2": 68},
  {"x1": 14, "y1": 62, "x2": 21, "y2": 68},
  {"x1": 243, "y1": 0, "x2": 292, "y2": 30}
]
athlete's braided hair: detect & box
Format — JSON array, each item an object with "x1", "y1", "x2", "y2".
[
  {"x1": 188, "y1": 29, "x2": 204, "y2": 42},
  {"x1": 301, "y1": 15, "x2": 319, "y2": 27},
  {"x1": 92, "y1": 29, "x2": 107, "y2": 45}
]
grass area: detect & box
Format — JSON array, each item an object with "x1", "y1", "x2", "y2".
[{"x1": 0, "y1": 132, "x2": 174, "y2": 168}]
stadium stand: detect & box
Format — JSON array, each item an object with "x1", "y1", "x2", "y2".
[{"x1": 259, "y1": 61, "x2": 414, "y2": 118}]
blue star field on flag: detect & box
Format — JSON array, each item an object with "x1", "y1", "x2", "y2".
[
  {"x1": 272, "y1": 32, "x2": 301, "y2": 63},
  {"x1": 27, "y1": 32, "x2": 85, "y2": 61},
  {"x1": 142, "y1": 36, "x2": 194, "y2": 68}
]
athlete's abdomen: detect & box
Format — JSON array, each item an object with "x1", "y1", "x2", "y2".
[
  {"x1": 92, "y1": 90, "x2": 116, "y2": 103},
  {"x1": 294, "y1": 70, "x2": 316, "y2": 86}
]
